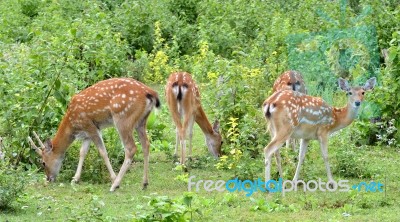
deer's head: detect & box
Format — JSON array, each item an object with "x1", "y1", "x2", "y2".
[
  {"x1": 28, "y1": 132, "x2": 63, "y2": 182},
  {"x1": 338, "y1": 77, "x2": 377, "y2": 109},
  {"x1": 205, "y1": 120, "x2": 222, "y2": 158}
]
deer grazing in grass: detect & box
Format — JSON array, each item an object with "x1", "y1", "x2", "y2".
[
  {"x1": 262, "y1": 77, "x2": 376, "y2": 183},
  {"x1": 271, "y1": 70, "x2": 308, "y2": 177},
  {"x1": 28, "y1": 78, "x2": 160, "y2": 191},
  {"x1": 165, "y1": 72, "x2": 222, "y2": 165}
]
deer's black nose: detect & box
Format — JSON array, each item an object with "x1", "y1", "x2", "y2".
[{"x1": 355, "y1": 101, "x2": 361, "y2": 106}]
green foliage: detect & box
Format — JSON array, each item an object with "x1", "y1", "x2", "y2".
[
  {"x1": 375, "y1": 119, "x2": 398, "y2": 147},
  {"x1": 0, "y1": 160, "x2": 27, "y2": 209},
  {"x1": 19, "y1": 0, "x2": 41, "y2": 18},
  {"x1": 215, "y1": 117, "x2": 260, "y2": 180},
  {"x1": 287, "y1": 5, "x2": 380, "y2": 103},
  {"x1": 250, "y1": 197, "x2": 298, "y2": 213},
  {"x1": 334, "y1": 144, "x2": 374, "y2": 179},
  {"x1": 67, "y1": 195, "x2": 106, "y2": 221},
  {"x1": 348, "y1": 120, "x2": 379, "y2": 146},
  {"x1": 216, "y1": 149, "x2": 243, "y2": 171},
  {"x1": 371, "y1": 29, "x2": 400, "y2": 147},
  {"x1": 134, "y1": 193, "x2": 201, "y2": 222}
]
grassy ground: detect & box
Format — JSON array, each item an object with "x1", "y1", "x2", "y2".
[{"x1": 1, "y1": 122, "x2": 399, "y2": 221}]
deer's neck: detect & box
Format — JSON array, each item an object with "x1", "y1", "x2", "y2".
[
  {"x1": 195, "y1": 107, "x2": 214, "y2": 137},
  {"x1": 331, "y1": 103, "x2": 360, "y2": 133},
  {"x1": 52, "y1": 114, "x2": 74, "y2": 155}
]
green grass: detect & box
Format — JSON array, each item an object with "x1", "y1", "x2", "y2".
[{"x1": 1, "y1": 124, "x2": 400, "y2": 221}]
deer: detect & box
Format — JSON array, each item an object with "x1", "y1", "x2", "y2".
[
  {"x1": 165, "y1": 72, "x2": 222, "y2": 165},
  {"x1": 272, "y1": 70, "x2": 307, "y2": 95},
  {"x1": 271, "y1": 70, "x2": 308, "y2": 177},
  {"x1": 28, "y1": 78, "x2": 160, "y2": 192},
  {"x1": 262, "y1": 77, "x2": 376, "y2": 184}
]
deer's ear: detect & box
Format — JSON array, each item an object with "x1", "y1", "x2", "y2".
[
  {"x1": 338, "y1": 78, "x2": 350, "y2": 91},
  {"x1": 212, "y1": 120, "x2": 220, "y2": 132},
  {"x1": 363, "y1": 77, "x2": 377, "y2": 91}
]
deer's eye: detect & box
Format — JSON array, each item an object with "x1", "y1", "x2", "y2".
[
  {"x1": 42, "y1": 162, "x2": 46, "y2": 167},
  {"x1": 287, "y1": 82, "x2": 291, "y2": 86},
  {"x1": 362, "y1": 92, "x2": 365, "y2": 95},
  {"x1": 347, "y1": 92, "x2": 353, "y2": 96}
]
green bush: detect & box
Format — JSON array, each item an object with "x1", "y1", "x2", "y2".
[
  {"x1": 334, "y1": 145, "x2": 374, "y2": 179},
  {"x1": 371, "y1": 30, "x2": 400, "y2": 147},
  {"x1": 0, "y1": 160, "x2": 27, "y2": 209},
  {"x1": 134, "y1": 193, "x2": 200, "y2": 222}
]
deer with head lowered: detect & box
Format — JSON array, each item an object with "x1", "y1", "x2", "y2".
[
  {"x1": 271, "y1": 70, "x2": 307, "y2": 177},
  {"x1": 262, "y1": 77, "x2": 376, "y2": 184},
  {"x1": 28, "y1": 78, "x2": 160, "y2": 191},
  {"x1": 165, "y1": 72, "x2": 222, "y2": 165}
]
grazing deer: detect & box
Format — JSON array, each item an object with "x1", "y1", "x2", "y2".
[
  {"x1": 262, "y1": 77, "x2": 376, "y2": 183},
  {"x1": 271, "y1": 70, "x2": 308, "y2": 177},
  {"x1": 28, "y1": 78, "x2": 160, "y2": 191},
  {"x1": 165, "y1": 72, "x2": 222, "y2": 165}
]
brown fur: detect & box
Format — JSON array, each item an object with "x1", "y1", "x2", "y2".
[
  {"x1": 165, "y1": 72, "x2": 222, "y2": 164},
  {"x1": 263, "y1": 77, "x2": 376, "y2": 183},
  {"x1": 31, "y1": 78, "x2": 160, "y2": 191}
]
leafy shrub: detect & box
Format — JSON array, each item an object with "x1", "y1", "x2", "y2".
[
  {"x1": 334, "y1": 145, "x2": 374, "y2": 179},
  {"x1": 375, "y1": 119, "x2": 398, "y2": 147},
  {"x1": 67, "y1": 195, "x2": 106, "y2": 221},
  {"x1": 0, "y1": 160, "x2": 27, "y2": 209},
  {"x1": 371, "y1": 30, "x2": 400, "y2": 147},
  {"x1": 215, "y1": 118, "x2": 260, "y2": 180},
  {"x1": 250, "y1": 197, "x2": 298, "y2": 213},
  {"x1": 134, "y1": 193, "x2": 200, "y2": 222},
  {"x1": 19, "y1": 0, "x2": 41, "y2": 18}
]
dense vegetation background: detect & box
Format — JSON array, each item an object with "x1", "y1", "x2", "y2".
[{"x1": 0, "y1": 0, "x2": 399, "y2": 220}]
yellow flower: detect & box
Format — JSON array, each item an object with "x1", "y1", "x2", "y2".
[{"x1": 207, "y1": 72, "x2": 218, "y2": 80}]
